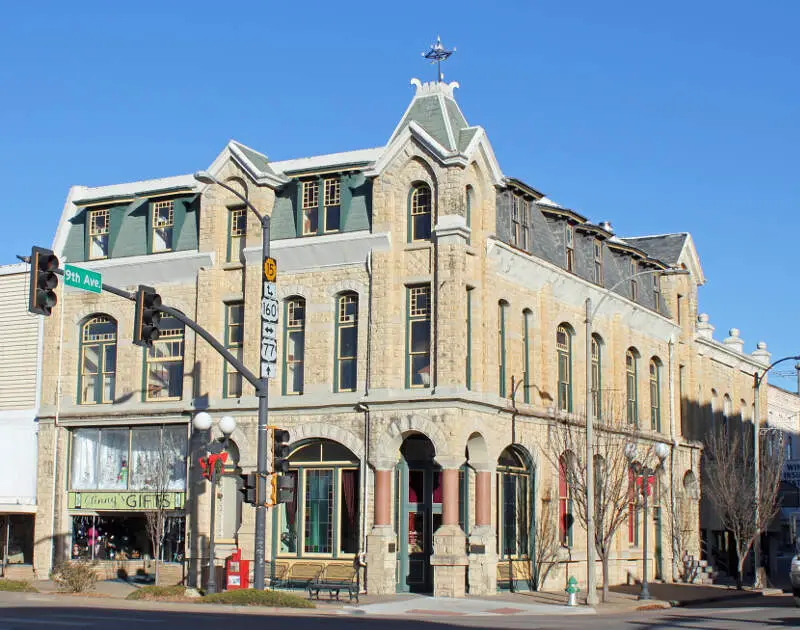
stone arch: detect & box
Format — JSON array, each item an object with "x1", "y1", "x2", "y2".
[
  {"x1": 289, "y1": 422, "x2": 365, "y2": 461},
  {"x1": 373, "y1": 414, "x2": 450, "y2": 467},
  {"x1": 328, "y1": 279, "x2": 367, "y2": 299},
  {"x1": 682, "y1": 470, "x2": 699, "y2": 500},
  {"x1": 400, "y1": 154, "x2": 438, "y2": 187},
  {"x1": 277, "y1": 284, "x2": 310, "y2": 301}
]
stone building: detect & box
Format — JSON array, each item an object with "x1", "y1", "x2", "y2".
[
  {"x1": 32, "y1": 77, "x2": 768, "y2": 595},
  {"x1": 0, "y1": 264, "x2": 41, "y2": 578}
]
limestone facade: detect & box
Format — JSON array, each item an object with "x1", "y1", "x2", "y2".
[{"x1": 31, "y1": 78, "x2": 771, "y2": 596}]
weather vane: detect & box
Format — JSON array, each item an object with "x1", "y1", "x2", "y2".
[{"x1": 422, "y1": 36, "x2": 455, "y2": 83}]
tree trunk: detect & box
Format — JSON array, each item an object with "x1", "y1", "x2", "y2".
[
  {"x1": 601, "y1": 555, "x2": 610, "y2": 602},
  {"x1": 736, "y1": 552, "x2": 745, "y2": 590}
]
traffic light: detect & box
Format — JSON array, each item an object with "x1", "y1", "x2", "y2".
[
  {"x1": 28, "y1": 246, "x2": 59, "y2": 316},
  {"x1": 133, "y1": 285, "x2": 162, "y2": 347},
  {"x1": 239, "y1": 472, "x2": 258, "y2": 505},
  {"x1": 273, "y1": 429, "x2": 290, "y2": 474},
  {"x1": 275, "y1": 474, "x2": 295, "y2": 505}
]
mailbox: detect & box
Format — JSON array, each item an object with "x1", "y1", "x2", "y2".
[{"x1": 225, "y1": 549, "x2": 250, "y2": 590}]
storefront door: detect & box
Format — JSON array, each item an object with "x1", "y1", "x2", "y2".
[{"x1": 396, "y1": 436, "x2": 441, "y2": 593}]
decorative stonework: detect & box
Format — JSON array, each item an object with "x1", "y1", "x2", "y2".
[{"x1": 289, "y1": 422, "x2": 365, "y2": 460}]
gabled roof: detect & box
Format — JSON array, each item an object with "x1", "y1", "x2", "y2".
[
  {"x1": 621, "y1": 232, "x2": 705, "y2": 284},
  {"x1": 270, "y1": 147, "x2": 383, "y2": 176}
]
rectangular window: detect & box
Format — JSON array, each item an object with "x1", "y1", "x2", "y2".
[
  {"x1": 88, "y1": 209, "x2": 109, "y2": 259},
  {"x1": 279, "y1": 470, "x2": 299, "y2": 554},
  {"x1": 630, "y1": 260, "x2": 638, "y2": 301},
  {"x1": 304, "y1": 469, "x2": 334, "y2": 554},
  {"x1": 339, "y1": 469, "x2": 359, "y2": 554},
  {"x1": 152, "y1": 200, "x2": 174, "y2": 252},
  {"x1": 653, "y1": 273, "x2": 661, "y2": 312},
  {"x1": 70, "y1": 425, "x2": 187, "y2": 491},
  {"x1": 227, "y1": 207, "x2": 247, "y2": 262},
  {"x1": 224, "y1": 303, "x2": 244, "y2": 398},
  {"x1": 335, "y1": 294, "x2": 358, "y2": 392},
  {"x1": 591, "y1": 339, "x2": 601, "y2": 420},
  {"x1": 593, "y1": 239, "x2": 603, "y2": 284},
  {"x1": 520, "y1": 198, "x2": 530, "y2": 250},
  {"x1": 407, "y1": 285, "x2": 431, "y2": 388},
  {"x1": 466, "y1": 288, "x2": 473, "y2": 390},
  {"x1": 510, "y1": 195, "x2": 520, "y2": 247},
  {"x1": 677, "y1": 294, "x2": 684, "y2": 326},
  {"x1": 145, "y1": 317, "x2": 184, "y2": 401},
  {"x1": 498, "y1": 302, "x2": 507, "y2": 397},
  {"x1": 301, "y1": 181, "x2": 319, "y2": 236},
  {"x1": 323, "y1": 178, "x2": 341, "y2": 233},
  {"x1": 285, "y1": 299, "x2": 305, "y2": 395},
  {"x1": 565, "y1": 224, "x2": 575, "y2": 272}
]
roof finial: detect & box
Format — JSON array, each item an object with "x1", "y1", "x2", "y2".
[{"x1": 422, "y1": 35, "x2": 455, "y2": 83}]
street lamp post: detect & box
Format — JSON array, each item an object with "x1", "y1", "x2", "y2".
[
  {"x1": 194, "y1": 171, "x2": 272, "y2": 590},
  {"x1": 752, "y1": 354, "x2": 800, "y2": 588},
  {"x1": 625, "y1": 442, "x2": 669, "y2": 600},
  {"x1": 193, "y1": 411, "x2": 237, "y2": 594},
  {"x1": 584, "y1": 267, "x2": 674, "y2": 605}
]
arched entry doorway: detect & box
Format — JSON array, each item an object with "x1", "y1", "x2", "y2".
[{"x1": 396, "y1": 434, "x2": 441, "y2": 593}]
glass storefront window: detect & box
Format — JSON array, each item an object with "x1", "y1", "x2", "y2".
[
  {"x1": 71, "y1": 514, "x2": 185, "y2": 562},
  {"x1": 70, "y1": 426, "x2": 187, "y2": 491}
]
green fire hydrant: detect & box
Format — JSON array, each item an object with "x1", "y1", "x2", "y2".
[{"x1": 566, "y1": 576, "x2": 579, "y2": 607}]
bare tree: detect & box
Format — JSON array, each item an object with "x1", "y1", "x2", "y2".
[
  {"x1": 531, "y1": 488, "x2": 562, "y2": 590},
  {"x1": 141, "y1": 432, "x2": 183, "y2": 585},
  {"x1": 661, "y1": 476, "x2": 698, "y2": 583},
  {"x1": 703, "y1": 425, "x2": 784, "y2": 589},
  {"x1": 546, "y1": 398, "x2": 648, "y2": 602}
]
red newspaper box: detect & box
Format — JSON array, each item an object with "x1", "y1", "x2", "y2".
[{"x1": 225, "y1": 549, "x2": 250, "y2": 590}]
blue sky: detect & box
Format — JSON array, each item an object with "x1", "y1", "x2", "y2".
[{"x1": 1, "y1": 1, "x2": 798, "y2": 386}]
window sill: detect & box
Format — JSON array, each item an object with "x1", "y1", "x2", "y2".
[
  {"x1": 222, "y1": 262, "x2": 243, "y2": 271},
  {"x1": 404, "y1": 242, "x2": 433, "y2": 252}
]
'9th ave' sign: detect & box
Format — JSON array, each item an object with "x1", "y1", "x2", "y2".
[{"x1": 261, "y1": 257, "x2": 278, "y2": 379}]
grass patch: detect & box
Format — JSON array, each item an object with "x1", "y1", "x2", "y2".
[
  {"x1": 126, "y1": 585, "x2": 187, "y2": 600},
  {"x1": 0, "y1": 579, "x2": 38, "y2": 592},
  {"x1": 201, "y1": 589, "x2": 315, "y2": 608}
]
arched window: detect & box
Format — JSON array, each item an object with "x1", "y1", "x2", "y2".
[
  {"x1": 335, "y1": 293, "x2": 358, "y2": 392},
  {"x1": 498, "y1": 301, "x2": 508, "y2": 397},
  {"x1": 496, "y1": 446, "x2": 531, "y2": 558},
  {"x1": 283, "y1": 297, "x2": 306, "y2": 395},
  {"x1": 465, "y1": 185, "x2": 474, "y2": 244},
  {"x1": 722, "y1": 394, "x2": 732, "y2": 436},
  {"x1": 145, "y1": 316, "x2": 184, "y2": 401},
  {"x1": 626, "y1": 349, "x2": 639, "y2": 426},
  {"x1": 80, "y1": 315, "x2": 117, "y2": 404},
  {"x1": 559, "y1": 452, "x2": 574, "y2": 546},
  {"x1": 556, "y1": 325, "x2": 573, "y2": 412},
  {"x1": 591, "y1": 334, "x2": 603, "y2": 420},
  {"x1": 523, "y1": 309, "x2": 533, "y2": 404},
  {"x1": 408, "y1": 183, "x2": 432, "y2": 242},
  {"x1": 277, "y1": 439, "x2": 360, "y2": 557},
  {"x1": 650, "y1": 358, "x2": 662, "y2": 432}
]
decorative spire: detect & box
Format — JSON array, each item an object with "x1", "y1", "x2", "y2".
[{"x1": 421, "y1": 36, "x2": 455, "y2": 82}]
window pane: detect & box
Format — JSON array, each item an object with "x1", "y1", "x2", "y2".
[
  {"x1": 288, "y1": 362, "x2": 304, "y2": 394},
  {"x1": 130, "y1": 427, "x2": 161, "y2": 490},
  {"x1": 71, "y1": 429, "x2": 99, "y2": 490},
  {"x1": 287, "y1": 331, "x2": 305, "y2": 362},
  {"x1": 304, "y1": 470, "x2": 333, "y2": 553},
  {"x1": 163, "y1": 425, "x2": 188, "y2": 491},
  {"x1": 98, "y1": 429, "x2": 129, "y2": 490},
  {"x1": 339, "y1": 359, "x2": 357, "y2": 391},
  {"x1": 325, "y1": 205, "x2": 340, "y2": 232},
  {"x1": 413, "y1": 214, "x2": 431, "y2": 241},
  {"x1": 410, "y1": 321, "x2": 430, "y2": 354},
  {"x1": 339, "y1": 326, "x2": 357, "y2": 358},
  {"x1": 339, "y1": 469, "x2": 359, "y2": 554},
  {"x1": 303, "y1": 208, "x2": 318, "y2": 235},
  {"x1": 83, "y1": 345, "x2": 100, "y2": 375},
  {"x1": 502, "y1": 474, "x2": 517, "y2": 556}
]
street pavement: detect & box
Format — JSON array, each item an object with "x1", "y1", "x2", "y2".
[{"x1": 0, "y1": 589, "x2": 797, "y2": 629}]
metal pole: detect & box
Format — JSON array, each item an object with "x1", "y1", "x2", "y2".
[
  {"x1": 585, "y1": 297, "x2": 598, "y2": 605},
  {"x1": 640, "y1": 473, "x2": 651, "y2": 600},
  {"x1": 753, "y1": 371, "x2": 761, "y2": 589},
  {"x1": 253, "y1": 215, "x2": 271, "y2": 591},
  {"x1": 207, "y1": 453, "x2": 218, "y2": 594}
]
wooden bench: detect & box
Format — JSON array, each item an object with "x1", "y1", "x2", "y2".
[
  {"x1": 308, "y1": 564, "x2": 359, "y2": 602},
  {"x1": 267, "y1": 561, "x2": 289, "y2": 588},
  {"x1": 276, "y1": 562, "x2": 323, "y2": 590}
]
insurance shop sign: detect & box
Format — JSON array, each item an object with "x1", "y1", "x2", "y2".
[{"x1": 261, "y1": 257, "x2": 278, "y2": 379}]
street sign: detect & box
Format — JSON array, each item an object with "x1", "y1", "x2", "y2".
[
  {"x1": 64, "y1": 264, "x2": 102, "y2": 294},
  {"x1": 260, "y1": 257, "x2": 278, "y2": 379}
]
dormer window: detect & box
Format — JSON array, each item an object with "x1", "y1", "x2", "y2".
[
  {"x1": 510, "y1": 194, "x2": 530, "y2": 250},
  {"x1": 88, "y1": 209, "x2": 109, "y2": 260},
  {"x1": 323, "y1": 178, "x2": 341, "y2": 232},
  {"x1": 652, "y1": 273, "x2": 661, "y2": 312},
  {"x1": 152, "y1": 200, "x2": 174, "y2": 252},
  {"x1": 565, "y1": 224, "x2": 575, "y2": 273},
  {"x1": 593, "y1": 239, "x2": 603, "y2": 284},
  {"x1": 520, "y1": 198, "x2": 530, "y2": 250},
  {"x1": 630, "y1": 259, "x2": 638, "y2": 301},
  {"x1": 301, "y1": 180, "x2": 319, "y2": 235}
]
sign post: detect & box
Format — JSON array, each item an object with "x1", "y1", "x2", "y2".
[{"x1": 64, "y1": 264, "x2": 102, "y2": 294}]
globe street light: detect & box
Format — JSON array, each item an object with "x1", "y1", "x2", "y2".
[
  {"x1": 193, "y1": 412, "x2": 237, "y2": 594},
  {"x1": 625, "y1": 442, "x2": 669, "y2": 600}
]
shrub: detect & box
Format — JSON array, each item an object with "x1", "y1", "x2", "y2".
[
  {"x1": 201, "y1": 589, "x2": 314, "y2": 608},
  {"x1": 126, "y1": 585, "x2": 186, "y2": 600},
  {"x1": 51, "y1": 561, "x2": 98, "y2": 593},
  {"x1": 0, "y1": 579, "x2": 37, "y2": 592}
]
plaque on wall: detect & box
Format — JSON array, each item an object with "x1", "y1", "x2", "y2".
[
  {"x1": 470, "y1": 544, "x2": 486, "y2": 554},
  {"x1": 388, "y1": 543, "x2": 396, "y2": 553}
]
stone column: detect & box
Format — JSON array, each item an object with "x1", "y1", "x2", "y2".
[
  {"x1": 431, "y1": 457, "x2": 468, "y2": 597},
  {"x1": 468, "y1": 466, "x2": 497, "y2": 595},
  {"x1": 366, "y1": 461, "x2": 397, "y2": 595}
]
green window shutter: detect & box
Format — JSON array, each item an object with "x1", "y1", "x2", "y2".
[
  {"x1": 172, "y1": 195, "x2": 198, "y2": 251},
  {"x1": 294, "y1": 180, "x2": 303, "y2": 238},
  {"x1": 107, "y1": 203, "x2": 130, "y2": 257},
  {"x1": 339, "y1": 174, "x2": 352, "y2": 231}
]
